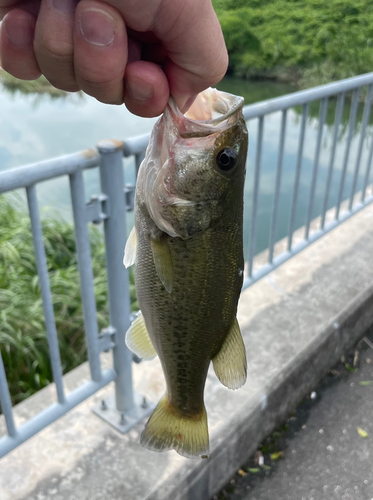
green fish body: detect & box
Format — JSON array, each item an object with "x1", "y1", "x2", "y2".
[{"x1": 124, "y1": 89, "x2": 248, "y2": 458}]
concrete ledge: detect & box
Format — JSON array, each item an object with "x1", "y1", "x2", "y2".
[{"x1": 1, "y1": 202, "x2": 373, "y2": 500}]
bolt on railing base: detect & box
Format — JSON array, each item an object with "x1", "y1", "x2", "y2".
[{"x1": 92, "y1": 392, "x2": 155, "y2": 434}]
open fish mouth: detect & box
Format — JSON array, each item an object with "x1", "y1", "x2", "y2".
[
  {"x1": 167, "y1": 88, "x2": 245, "y2": 138},
  {"x1": 136, "y1": 87, "x2": 247, "y2": 238}
]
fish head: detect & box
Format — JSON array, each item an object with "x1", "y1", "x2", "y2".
[{"x1": 137, "y1": 88, "x2": 248, "y2": 239}]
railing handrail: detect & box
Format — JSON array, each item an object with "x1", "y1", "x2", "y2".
[
  {"x1": 243, "y1": 72, "x2": 373, "y2": 120},
  {"x1": 2, "y1": 72, "x2": 373, "y2": 197},
  {"x1": 122, "y1": 133, "x2": 150, "y2": 157},
  {"x1": 121, "y1": 73, "x2": 373, "y2": 154},
  {"x1": 0, "y1": 149, "x2": 99, "y2": 194}
]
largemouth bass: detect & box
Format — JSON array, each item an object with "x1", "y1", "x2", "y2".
[{"x1": 124, "y1": 88, "x2": 248, "y2": 458}]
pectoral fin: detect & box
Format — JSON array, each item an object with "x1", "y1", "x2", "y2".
[
  {"x1": 125, "y1": 311, "x2": 157, "y2": 360},
  {"x1": 123, "y1": 226, "x2": 137, "y2": 268},
  {"x1": 212, "y1": 318, "x2": 247, "y2": 390},
  {"x1": 150, "y1": 237, "x2": 173, "y2": 293}
]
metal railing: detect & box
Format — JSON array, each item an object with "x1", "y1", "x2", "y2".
[
  {"x1": 243, "y1": 72, "x2": 373, "y2": 288},
  {"x1": 0, "y1": 141, "x2": 148, "y2": 457},
  {"x1": 1, "y1": 73, "x2": 373, "y2": 458}
]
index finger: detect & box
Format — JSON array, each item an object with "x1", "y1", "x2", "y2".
[{"x1": 157, "y1": 0, "x2": 229, "y2": 110}]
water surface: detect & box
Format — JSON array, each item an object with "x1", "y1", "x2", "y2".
[
  {"x1": 219, "y1": 78, "x2": 373, "y2": 258},
  {"x1": 1, "y1": 77, "x2": 372, "y2": 257}
]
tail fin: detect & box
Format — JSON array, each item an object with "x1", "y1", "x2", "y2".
[{"x1": 140, "y1": 395, "x2": 209, "y2": 459}]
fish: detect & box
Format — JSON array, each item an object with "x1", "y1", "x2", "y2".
[{"x1": 123, "y1": 88, "x2": 248, "y2": 459}]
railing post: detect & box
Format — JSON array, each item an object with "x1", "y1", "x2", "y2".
[
  {"x1": 97, "y1": 140, "x2": 134, "y2": 413},
  {"x1": 135, "y1": 151, "x2": 145, "y2": 176}
]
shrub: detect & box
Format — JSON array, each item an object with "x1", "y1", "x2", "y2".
[
  {"x1": 0, "y1": 195, "x2": 136, "y2": 404},
  {"x1": 213, "y1": 0, "x2": 373, "y2": 84}
]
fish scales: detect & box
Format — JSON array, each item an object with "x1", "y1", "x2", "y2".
[
  {"x1": 136, "y1": 207, "x2": 243, "y2": 412},
  {"x1": 124, "y1": 88, "x2": 248, "y2": 458}
]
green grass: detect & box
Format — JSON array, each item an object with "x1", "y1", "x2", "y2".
[
  {"x1": 0, "y1": 195, "x2": 137, "y2": 405},
  {"x1": 0, "y1": 69, "x2": 83, "y2": 99}
]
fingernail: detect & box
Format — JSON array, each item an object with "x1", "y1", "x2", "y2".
[
  {"x1": 5, "y1": 18, "x2": 34, "y2": 46},
  {"x1": 126, "y1": 77, "x2": 154, "y2": 101},
  {"x1": 52, "y1": 0, "x2": 77, "y2": 13},
  {"x1": 79, "y1": 9, "x2": 115, "y2": 46}
]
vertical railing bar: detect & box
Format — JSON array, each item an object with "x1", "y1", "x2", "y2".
[
  {"x1": 268, "y1": 109, "x2": 287, "y2": 263},
  {"x1": 320, "y1": 92, "x2": 346, "y2": 229},
  {"x1": 97, "y1": 140, "x2": 134, "y2": 413},
  {"x1": 335, "y1": 88, "x2": 361, "y2": 219},
  {"x1": 361, "y1": 134, "x2": 373, "y2": 201},
  {"x1": 26, "y1": 185, "x2": 65, "y2": 404},
  {"x1": 0, "y1": 351, "x2": 17, "y2": 437},
  {"x1": 69, "y1": 171, "x2": 101, "y2": 382},
  {"x1": 135, "y1": 152, "x2": 145, "y2": 177},
  {"x1": 305, "y1": 97, "x2": 329, "y2": 240},
  {"x1": 288, "y1": 103, "x2": 309, "y2": 251},
  {"x1": 348, "y1": 85, "x2": 373, "y2": 210},
  {"x1": 248, "y1": 116, "x2": 264, "y2": 277}
]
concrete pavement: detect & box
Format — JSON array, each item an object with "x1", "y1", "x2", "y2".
[
  {"x1": 2, "y1": 202, "x2": 373, "y2": 500},
  {"x1": 216, "y1": 327, "x2": 373, "y2": 500}
]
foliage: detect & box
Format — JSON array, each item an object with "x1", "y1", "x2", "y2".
[
  {"x1": 0, "y1": 69, "x2": 84, "y2": 100},
  {"x1": 0, "y1": 195, "x2": 137, "y2": 404},
  {"x1": 213, "y1": 0, "x2": 373, "y2": 84}
]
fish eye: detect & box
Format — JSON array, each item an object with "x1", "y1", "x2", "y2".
[{"x1": 216, "y1": 148, "x2": 237, "y2": 172}]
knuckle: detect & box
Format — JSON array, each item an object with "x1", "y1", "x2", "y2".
[
  {"x1": 46, "y1": 78, "x2": 80, "y2": 93},
  {"x1": 34, "y1": 40, "x2": 77, "y2": 90},
  {"x1": 209, "y1": 49, "x2": 229, "y2": 86},
  {"x1": 77, "y1": 65, "x2": 122, "y2": 90},
  {"x1": 74, "y1": 53, "x2": 125, "y2": 103},
  {"x1": 97, "y1": 95, "x2": 123, "y2": 105},
  {"x1": 77, "y1": 60, "x2": 122, "y2": 86},
  {"x1": 1, "y1": 62, "x2": 41, "y2": 80},
  {"x1": 35, "y1": 39, "x2": 73, "y2": 62},
  {"x1": 77, "y1": 74, "x2": 123, "y2": 104}
]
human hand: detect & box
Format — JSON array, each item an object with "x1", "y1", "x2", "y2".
[{"x1": 0, "y1": 0, "x2": 228, "y2": 117}]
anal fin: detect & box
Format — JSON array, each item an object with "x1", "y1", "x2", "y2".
[
  {"x1": 125, "y1": 311, "x2": 157, "y2": 360},
  {"x1": 212, "y1": 317, "x2": 247, "y2": 390}
]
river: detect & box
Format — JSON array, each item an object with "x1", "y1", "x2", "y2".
[{"x1": 1, "y1": 76, "x2": 372, "y2": 256}]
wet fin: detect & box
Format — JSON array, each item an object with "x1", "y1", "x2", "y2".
[
  {"x1": 123, "y1": 226, "x2": 137, "y2": 268},
  {"x1": 150, "y1": 238, "x2": 173, "y2": 293},
  {"x1": 140, "y1": 395, "x2": 209, "y2": 459},
  {"x1": 212, "y1": 318, "x2": 247, "y2": 390},
  {"x1": 125, "y1": 311, "x2": 157, "y2": 360}
]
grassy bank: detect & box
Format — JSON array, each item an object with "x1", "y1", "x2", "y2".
[
  {"x1": 213, "y1": 0, "x2": 373, "y2": 86},
  {"x1": 0, "y1": 196, "x2": 136, "y2": 405},
  {"x1": 0, "y1": 69, "x2": 83, "y2": 99}
]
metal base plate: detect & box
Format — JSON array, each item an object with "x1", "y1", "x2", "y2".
[{"x1": 92, "y1": 392, "x2": 155, "y2": 434}]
